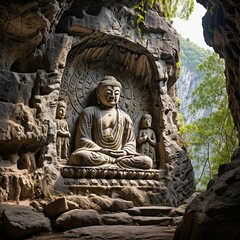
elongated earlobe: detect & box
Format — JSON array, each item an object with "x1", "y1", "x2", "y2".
[{"x1": 97, "y1": 95, "x2": 101, "y2": 104}]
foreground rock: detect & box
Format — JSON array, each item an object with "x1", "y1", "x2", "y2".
[
  {"x1": 174, "y1": 160, "x2": 240, "y2": 240},
  {"x1": 2, "y1": 205, "x2": 51, "y2": 240},
  {"x1": 0, "y1": 201, "x2": 184, "y2": 239}
]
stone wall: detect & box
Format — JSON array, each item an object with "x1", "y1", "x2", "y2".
[{"x1": 0, "y1": 0, "x2": 195, "y2": 206}]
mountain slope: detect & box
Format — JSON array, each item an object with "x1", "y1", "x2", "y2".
[{"x1": 178, "y1": 37, "x2": 212, "y2": 124}]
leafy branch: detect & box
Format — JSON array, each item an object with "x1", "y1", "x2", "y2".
[{"x1": 134, "y1": 0, "x2": 195, "y2": 28}]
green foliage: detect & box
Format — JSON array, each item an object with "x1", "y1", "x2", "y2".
[
  {"x1": 134, "y1": 0, "x2": 195, "y2": 28},
  {"x1": 209, "y1": 0, "x2": 215, "y2": 15},
  {"x1": 190, "y1": 52, "x2": 226, "y2": 112},
  {"x1": 174, "y1": 0, "x2": 195, "y2": 20},
  {"x1": 180, "y1": 52, "x2": 238, "y2": 189},
  {"x1": 176, "y1": 60, "x2": 181, "y2": 75},
  {"x1": 177, "y1": 112, "x2": 185, "y2": 126},
  {"x1": 180, "y1": 36, "x2": 212, "y2": 74}
]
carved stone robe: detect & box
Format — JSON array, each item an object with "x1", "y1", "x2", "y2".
[
  {"x1": 69, "y1": 106, "x2": 152, "y2": 169},
  {"x1": 76, "y1": 106, "x2": 137, "y2": 154}
]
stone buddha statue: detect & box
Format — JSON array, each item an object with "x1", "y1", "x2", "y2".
[{"x1": 69, "y1": 76, "x2": 153, "y2": 169}]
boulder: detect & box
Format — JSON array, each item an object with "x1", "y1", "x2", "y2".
[
  {"x1": 30, "y1": 200, "x2": 43, "y2": 212},
  {"x1": 101, "y1": 212, "x2": 133, "y2": 225},
  {"x1": 110, "y1": 199, "x2": 134, "y2": 212},
  {"x1": 55, "y1": 209, "x2": 101, "y2": 231},
  {"x1": 67, "y1": 199, "x2": 79, "y2": 210},
  {"x1": 119, "y1": 187, "x2": 150, "y2": 206},
  {"x1": 66, "y1": 195, "x2": 101, "y2": 211},
  {"x1": 88, "y1": 194, "x2": 113, "y2": 211},
  {"x1": 2, "y1": 205, "x2": 51, "y2": 240},
  {"x1": 45, "y1": 197, "x2": 69, "y2": 218}
]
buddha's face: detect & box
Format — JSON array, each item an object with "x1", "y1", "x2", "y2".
[{"x1": 98, "y1": 85, "x2": 121, "y2": 107}]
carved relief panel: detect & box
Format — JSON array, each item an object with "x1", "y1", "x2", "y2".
[{"x1": 59, "y1": 45, "x2": 156, "y2": 156}]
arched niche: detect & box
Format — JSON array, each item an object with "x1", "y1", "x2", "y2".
[{"x1": 59, "y1": 33, "x2": 163, "y2": 168}]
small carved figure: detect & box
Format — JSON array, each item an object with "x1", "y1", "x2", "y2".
[
  {"x1": 137, "y1": 114, "x2": 156, "y2": 167},
  {"x1": 69, "y1": 76, "x2": 152, "y2": 169},
  {"x1": 25, "y1": 115, "x2": 41, "y2": 140},
  {"x1": 2, "y1": 175, "x2": 9, "y2": 196},
  {"x1": 55, "y1": 100, "x2": 71, "y2": 160},
  {"x1": 13, "y1": 175, "x2": 21, "y2": 204}
]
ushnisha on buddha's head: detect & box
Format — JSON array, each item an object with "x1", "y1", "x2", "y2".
[{"x1": 96, "y1": 76, "x2": 122, "y2": 107}]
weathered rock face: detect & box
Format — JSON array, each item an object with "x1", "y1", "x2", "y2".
[
  {"x1": 197, "y1": 0, "x2": 240, "y2": 137},
  {"x1": 174, "y1": 1, "x2": 240, "y2": 239},
  {"x1": 0, "y1": 0, "x2": 194, "y2": 206},
  {"x1": 174, "y1": 158, "x2": 240, "y2": 240}
]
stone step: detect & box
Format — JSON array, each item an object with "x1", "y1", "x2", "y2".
[
  {"x1": 34, "y1": 225, "x2": 176, "y2": 240},
  {"x1": 124, "y1": 206, "x2": 174, "y2": 217},
  {"x1": 132, "y1": 216, "x2": 182, "y2": 226}
]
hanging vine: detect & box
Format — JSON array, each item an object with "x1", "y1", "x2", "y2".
[{"x1": 134, "y1": 0, "x2": 195, "y2": 27}]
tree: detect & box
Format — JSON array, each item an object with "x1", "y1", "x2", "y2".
[{"x1": 180, "y1": 52, "x2": 238, "y2": 189}]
